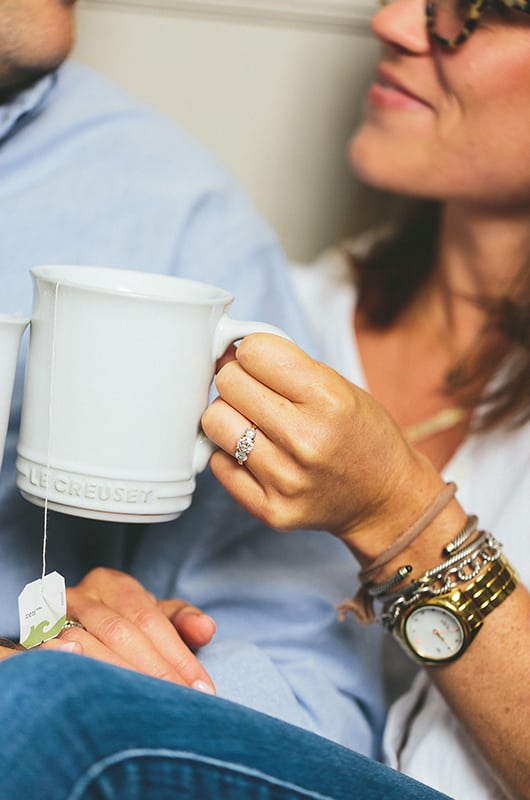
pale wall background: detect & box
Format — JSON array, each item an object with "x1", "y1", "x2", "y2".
[{"x1": 73, "y1": 0, "x2": 380, "y2": 261}]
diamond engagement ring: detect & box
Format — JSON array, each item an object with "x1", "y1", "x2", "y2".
[
  {"x1": 235, "y1": 424, "x2": 257, "y2": 465},
  {"x1": 61, "y1": 619, "x2": 85, "y2": 632}
]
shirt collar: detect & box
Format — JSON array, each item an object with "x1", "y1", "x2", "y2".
[{"x1": 0, "y1": 72, "x2": 57, "y2": 143}]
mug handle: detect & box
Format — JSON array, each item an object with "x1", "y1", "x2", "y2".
[
  {"x1": 192, "y1": 316, "x2": 291, "y2": 474},
  {"x1": 211, "y1": 316, "x2": 292, "y2": 361},
  {"x1": 0, "y1": 317, "x2": 30, "y2": 472}
]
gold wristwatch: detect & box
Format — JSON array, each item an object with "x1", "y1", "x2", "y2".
[{"x1": 391, "y1": 555, "x2": 518, "y2": 665}]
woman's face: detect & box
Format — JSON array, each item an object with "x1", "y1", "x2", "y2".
[{"x1": 349, "y1": 0, "x2": 530, "y2": 208}]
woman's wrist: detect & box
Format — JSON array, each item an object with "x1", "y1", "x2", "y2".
[
  {"x1": 338, "y1": 482, "x2": 476, "y2": 626},
  {"x1": 381, "y1": 499, "x2": 469, "y2": 582},
  {"x1": 339, "y1": 449, "x2": 448, "y2": 570}
]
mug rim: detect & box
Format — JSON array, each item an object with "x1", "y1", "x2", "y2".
[
  {"x1": 0, "y1": 313, "x2": 30, "y2": 327},
  {"x1": 30, "y1": 264, "x2": 234, "y2": 305}
]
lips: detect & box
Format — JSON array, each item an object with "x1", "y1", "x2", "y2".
[{"x1": 368, "y1": 68, "x2": 432, "y2": 111}]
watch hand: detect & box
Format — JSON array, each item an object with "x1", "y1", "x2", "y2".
[{"x1": 432, "y1": 628, "x2": 451, "y2": 649}]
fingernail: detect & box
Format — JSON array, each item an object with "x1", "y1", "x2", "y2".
[
  {"x1": 176, "y1": 611, "x2": 216, "y2": 632},
  {"x1": 58, "y1": 641, "x2": 82, "y2": 653},
  {"x1": 192, "y1": 679, "x2": 216, "y2": 695},
  {"x1": 179, "y1": 610, "x2": 214, "y2": 622}
]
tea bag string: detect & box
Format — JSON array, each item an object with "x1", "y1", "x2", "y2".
[{"x1": 42, "y1": 279, "x2": 61, "y2": 582}]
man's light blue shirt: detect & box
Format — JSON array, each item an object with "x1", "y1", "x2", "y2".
[{"x1": 0, "y1": 62, "x2": 384, "y2": 755}]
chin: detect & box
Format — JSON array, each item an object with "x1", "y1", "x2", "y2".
[
  {"x1": 38, "y1": 15, "x2": 75, "y2": 68},
  {"x1": 15, "y1": 31, "x2": 74, "y2": 86},
  {"x1": 0, "y1": 3, "x2": 75, "y2": 95},
  {"x1": 348, "y1": 129, "x2": 395, "y2": 192},
  {"x1": 348, "y1": 127, "x2": 432, "y2": 198},
  {"x1": 25, "y1": 2, "x2": 75, "y2": 68}
]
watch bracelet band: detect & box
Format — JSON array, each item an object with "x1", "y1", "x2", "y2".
[
  {"x1": 387, "y1": 555, "x2": 519, "y2": 665},
  {"x1": 444, "y1": 553, "x2": 518, "y2": 631},
  {"x1": 384, "y1": 553, "x2": 518, "y2": 635}
]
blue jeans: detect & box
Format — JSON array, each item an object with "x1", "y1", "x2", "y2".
[{"x1": 0, "y1": 652, "x2": 452, "y2": 800}]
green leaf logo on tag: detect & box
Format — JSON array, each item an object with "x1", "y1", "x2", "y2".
[
  {"x1": 18, "y1": 572, "x2": 67, "y2": 649},
  {"x1": 20, "y1": 615, "x2": 67, "y2": 649}
]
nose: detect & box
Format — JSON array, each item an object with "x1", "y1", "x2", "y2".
[{"x1": 372, "y1": 0, "x2": 431, "y2": 53}]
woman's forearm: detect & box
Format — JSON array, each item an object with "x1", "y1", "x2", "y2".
[
  {"x1": 431, "y1": 584, "x2": 530, "y2": 800},
  {"x1": 347, "y1": 495, "x2": 530, "y2": 800}
]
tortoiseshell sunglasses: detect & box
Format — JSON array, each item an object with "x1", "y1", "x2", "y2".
[{"x1": 381, "y1": 0, "x2": 530, "y2": 48}]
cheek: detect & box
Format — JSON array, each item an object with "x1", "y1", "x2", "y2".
[
  {"x1": 8, "y1": 2, "x2": 75, "y2": 65},
  {"x1": 443, "y1": 78, "x2": 530, "y2": 198},
  {"x1": 437, "y1": 40, "x2": 530, "y2": 155},
  {"x1": 34, "y1": 7, "x2": 75, "y2": 55}
]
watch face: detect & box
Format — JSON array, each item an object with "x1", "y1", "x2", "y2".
[{"x1": 404, "y1": 605, "x2": 465, "y2": 662}]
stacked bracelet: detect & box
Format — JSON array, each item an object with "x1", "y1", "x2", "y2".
[
  {"x1": 337, "y1": 484, "x2": 519, "y2": 663},
  {"x1": 380, "y1": 530, "x2": 503, "y2": 632},
  {"x1": 372, "y1": 515, "x2": 479, "y2": 604}
]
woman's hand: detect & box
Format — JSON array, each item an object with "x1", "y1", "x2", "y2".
[
  {"x1": 203, "y1": 334, "x2": 441, "y2": 559},
  {"x1": 38, "y1": 568, "x2": 216, "y2": 693}
]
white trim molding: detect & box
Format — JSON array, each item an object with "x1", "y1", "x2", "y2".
[{"x1": 79, "y1": 0, "x2": 374, "y2": 34}]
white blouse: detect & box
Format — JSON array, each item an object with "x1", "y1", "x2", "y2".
[{"x1": 289, "y1": 251, "x2": 530, "y2": 800}]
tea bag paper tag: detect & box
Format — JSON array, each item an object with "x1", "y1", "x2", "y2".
[{"x1": 18, "y1": 571, "x2": 66, "y2": 649}]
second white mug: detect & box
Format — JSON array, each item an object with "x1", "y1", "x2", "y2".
[{"x1": 0, "y1": 314, "x2": 29, "y2": 472}]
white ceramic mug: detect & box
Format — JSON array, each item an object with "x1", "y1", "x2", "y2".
[
  {"x1": 15, "y1": 265, "x2": 288, "y2": 523},
  {"x1": 0, "y1": 315, "x2": 29, "y2": 471}
]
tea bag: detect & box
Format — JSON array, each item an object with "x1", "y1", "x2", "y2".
[{"x1": 18, "y1": 571, "x2": 66, "y2": 649}]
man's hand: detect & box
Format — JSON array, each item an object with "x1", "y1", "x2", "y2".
[{"x1": 39, "y1": 568, "x2": 216, "y2": 693}]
